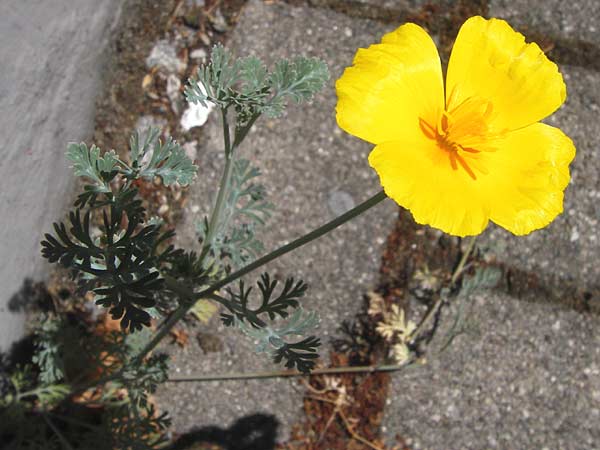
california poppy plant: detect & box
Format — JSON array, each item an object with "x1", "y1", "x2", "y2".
[{"x1": 336, "y1": 16, "x2": 576, "y2": 237}]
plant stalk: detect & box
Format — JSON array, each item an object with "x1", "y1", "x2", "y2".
[
  {"x1": 198, "y1": 107, "x2": 234, "y2": 263},
  {"x1": 410, "y1": 234, "x2": 477, "y2": 344},
  {"x1": 166, "y1": 361, "x2": 417, "y2": 382},
  {"x1": 43, "y1": 414, "x2": 75, "y2": 450},
  {"x1": 194, "y1": 190, "x2": 388, "y2": 301},
  {"x1": 135, "y1": 190, "x2": 387, "y2": 363}
]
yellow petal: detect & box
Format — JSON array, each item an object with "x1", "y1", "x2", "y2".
[
  {"x1": 369, "y1": 136, "x2": 491, "y2": 237},
  {"x1": 336, "y1": 23, "x2": 444, "y2": 145},
  {"x1": 446, "y1": 16, "x2": 566, "y2": 133},
  {"x1": 484, "y1": 123, "x2": 575, "y2": 235}
]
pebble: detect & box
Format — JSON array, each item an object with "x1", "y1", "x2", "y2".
[
  {"x1": 166, "y1": 74, "x2": 182, "y2": 113},
  {"x1": 209, "y1": 8, "x2": 228, "y2": 33},
  {"x1": 158, "y1": 204, "x2": 169, "y2": 215},
  {"x1": 190, "y1": 48, "x2": 207, "y2": 60},
  {"x1": 570, "y1": 227, "x2": 580, "y2": 242},
  {"x1": 146, "y1": 40, "x2": 187, "y2": 73}
]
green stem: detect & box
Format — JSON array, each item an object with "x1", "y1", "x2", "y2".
[
  {"x1": 43, "y1": 414, "x2": 75, "y2": 450},
  {"x1": 206, "y1": 291, "x2": 267, "y2": 327},
  {"x1": 410, "y1": 235, "x2": 477, "y2": 343},
  {"x1": 134, "y1": 111, "x2": 264, "y2": 364},
  {"x1": 222, "y1": 106, "x2": 233, "y2": 156},
  {"x1": 47, "y1": 412, "x2": 103, "y2": 432},
  {"x1": 167, "y1": 361, "x2": 418, "y2": 382},
  {"x1": 135, "y1": 190, "x2": 387, "y2": 363},
  {"x1": 194, "y1": 190, "x2": 388, "y2": 301},
  {"x1": 198, "y1": 107, "x2": 234, "y2": 263},
  {"x1": 232, "y1": 113, "x2": 260, "y2": 148},
  {"x1": 198, "y1": 111, "x2": 260, "y2": 264},
  {"x1": 451, "y1": 234, "x2": 477, "y2": 285}
]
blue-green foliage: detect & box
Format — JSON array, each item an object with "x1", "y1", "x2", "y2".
[
  {"x1": 27, "y1": 40, "x2": 331, "y2": 450},
  {"x1": 221, "y1": 274, "x2": 320, "y2": 373},
  {"x1": 185, "y1": 43, "x2": 329, "y2": 119},
  {"x1": 129, "y1": 128, "x2": 197, "y2": 186},
  {"x1": 198, "y1": 158, "x2": 274, "y2": 272}
]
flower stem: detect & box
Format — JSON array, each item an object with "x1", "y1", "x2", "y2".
[
  {"x1": 198, "y1": 107, "x2": 234, "y2": 263},
  {"x1": 43, "y1": 414, "x2": 75, "y2": 450},
  {"x1": 451, "y1": 234, "x2": 477, "y2": 285},
  {"x1": 166, "y1": 361, "x2": 417, "y2": 382},
  {"x1": 194, "y1": 190, "x2": 388, "y2": 301},
  {"x1": 410, "y1": 234, "x2": 477, "y2": 343},
  {"x1": 135, "y1": 190, "x2": 387, "y2": 363}
]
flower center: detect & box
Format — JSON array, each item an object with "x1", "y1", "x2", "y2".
[{"x1": 420, "y1": 95, "x2": 495, "y2": 181}]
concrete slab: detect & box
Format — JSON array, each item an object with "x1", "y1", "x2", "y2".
[
  {"x1": 0, "y1": 0, "x2": 123, "y2": 351},
  {"x1": 155, "y1": 0, "x2": 399, "y2": 438},
  {"x1": 475, "y1": 2, "x2": 600, "y2": 291},
  {"x1": 383, "y1": 291, "x2": 600, "y2": 449},
  {"x1": 153, "y1": 0, "x2": 600, "y2": 446},
  {"x1": 382, "y1": 3, "x2": 600, "y2": 448},
  {"x1": 480, "y1": 64, "x2": 600, "y2": 290},
  {"x1": 308, "y1": 0, "x2": 424, "y2": 12},
  {"x1": 491, "y1": 0, "x2": 599, "y2": 43}
]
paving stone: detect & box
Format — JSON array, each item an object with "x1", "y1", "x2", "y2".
[
  {"x1": 491, "y1": 0, "x2": 599, "y2": 43},
  {"x1": 308, "y1": 0, "x2": 426, "y2": 12},
  {"x1": 155, "y1": 0, "x2": 399, "y2": 438},
  {"x1": 156, "y1": 0, "x2": 600, "y2": 445},
  {"x1": 383, "y1": 291, "x2": 600, "y2": 449},
  {"x1": 0, "y1": 0, "x2": 123, "y2": 351},
  {"x1": 383, "y1": 4, "x2": 600, "y2": 448},
  {"x1": 479, "y1": 65, "x2": 600, "y2": 290}
]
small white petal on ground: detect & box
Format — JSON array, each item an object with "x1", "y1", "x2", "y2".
[{"x1": 180, "y1": 100, "x2": 213, "y2": 130}]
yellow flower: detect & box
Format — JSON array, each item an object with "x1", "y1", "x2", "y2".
[{"x1": 336, "y1": 16, "x2": 576, "y2": 236}]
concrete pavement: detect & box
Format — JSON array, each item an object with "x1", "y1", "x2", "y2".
[
  {"x1": 0, "y1": 0, "x2": 123, "y2": 350},
  {"x1": 154, "y1": 0, "x2": 600, "y2": 447}
]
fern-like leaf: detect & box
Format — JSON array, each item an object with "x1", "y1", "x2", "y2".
[
  {"x1": 41, "y1": 210, "x2": 102, "y2": 270},
  {"x1": 94, "y1": 269, "x2": 163, "y2": 333},
  {"x1": 135, "y1": 133, "x2": 198, "y2": 186},
  {"x1": 273, "y1": 336, "x2": 321, "y2": 374},
  {"x1": 184, "y1": 44, "x2": 242, "y2": 108},
  {"x1": 256, "y1": 273, "x2": 307, "y2": 320},
  {"x1": 265, "y1": 57, "x2": 329, "y2": 117},
  {"x1": 66, "y1": 143, "x2": 120, "y2": 192}
]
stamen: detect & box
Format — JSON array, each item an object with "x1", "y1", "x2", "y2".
[
  {"x1": 439, "y1": 111, "x2": 450, "y2": 134},
  {"x1": 449, "y1": 151, "x2": 458, "y2": 171},
  {"x1": 457, "y1": 145, "x2": 480, "y2": 154},
  {"x1": 418, "y1": 101, "x2": 490, "y2": 181},
  {"x1": 455, "y1": 153, "x2": 477, "y2": 180},
  {"x1": 419, "y1": 118, "x2": 437, "y2": 140}
]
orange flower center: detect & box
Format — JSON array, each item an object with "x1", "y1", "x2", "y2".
[{"x1": 420, "y1": 94, "x2": 495, "y2": 180}]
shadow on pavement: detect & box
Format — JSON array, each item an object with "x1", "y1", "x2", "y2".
[{"x1": 167, "y1": 413, "x2": 279, "y2": 450}]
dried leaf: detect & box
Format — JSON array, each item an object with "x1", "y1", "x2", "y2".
[
  {"x1": 169, "y1": 328, "x2": 189, "y2": 347},
  {"x1": 189, "y1": 299, "x2": 218, "y2": 324},
  {"x1": 95, "y1": 312, "x2": 122, "y2": 335},
  {"x1": 142, "y1": 73, "x2": 153, "y2": 89}
]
